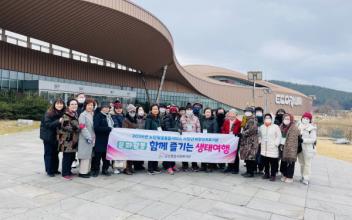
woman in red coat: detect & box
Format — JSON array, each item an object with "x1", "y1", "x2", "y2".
[{"x1": 221, "y1": 109, "x2": 242, "y2": 174}]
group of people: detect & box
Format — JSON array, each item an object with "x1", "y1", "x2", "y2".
[{"x1": 40, "y1": 93, "x2": 317, "y2": 185}]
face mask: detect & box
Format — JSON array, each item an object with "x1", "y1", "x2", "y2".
[
  {"x1": 283, "y1": 119, "x2": 290, "y2": 125},
  {"x1": 77, "y1": 98, "x2": 85, "y2": 104},
  {"x1": 193, "y1": 108, "x2": 200, "y2": 114},
  {"x1": 138, "y1": 111, "x2": 144, "y2": 116},
  {"x1": 186, "y1": 110, "x2": 193, "y2": 116},
  {"x1": 245, "y1": 112, "x2": 252, "y2": 117},
  {"x1": 264, "y1": 118, "x2": 272, "y2": 125},
  {"x1": 159, "y1": 108, "x2": 166, "y2": 114},
  {"x1": 129, "y1": 112, "x2": 136, "y2": 118},
  {"x1": 302, "y1": 118, "x2": 310, "y2": 124},
  {"x1": 256, "y1": 112, "x2": 263, "y2": 117}
]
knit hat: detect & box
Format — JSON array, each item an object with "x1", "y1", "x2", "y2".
[
  {"x1": 100, "y1": 101, "x2": 110, "y2": 108},
  {"x1": 185, "y1": 103, "x2": 193, "y2": 110},
  {"x1": 113, "y1": 100, "x2": 123, "y2": 109},
  {"x1": 126, "y1": 104, "x2": 136, "y2": 113},
  {"x1": 193, "y1": 102, "x2": 203, "y2": 109},
  {"x1": 169, "y1": 106, "x2": 178, "y2": 113},
  {"x1": 302, "y1": 112, "x2": 313, "y2": 121},
  {"x1": 244, "y1": 107, "x2": 255, "y2": 113}
]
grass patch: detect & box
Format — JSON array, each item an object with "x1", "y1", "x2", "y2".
[
  {"x1": 0, "y1": 120, "x2": 40, "y2": 135},
  {"x1": 317, "y1": 137, "x2": 352, "y2": 163}
]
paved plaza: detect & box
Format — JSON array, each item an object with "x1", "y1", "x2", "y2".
[{"x1": 0, "y1": 130, "x2": 351, "y2": 220}]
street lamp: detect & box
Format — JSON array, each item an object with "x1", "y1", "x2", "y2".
[
  {"x1": 247, "y1": 71, "x2": 263, "y2": 106},
  {"x1": 263, "y1": 88, "x2": 272, "y2": 113}
]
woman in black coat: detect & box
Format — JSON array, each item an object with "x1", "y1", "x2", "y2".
[
  {"x1": 91, "y1": 102, "x2": 114, "y2": 177},
  {"x1": 145, "y1": 104, "x2": 162, "y2": 175},
  {"x1": 40, "y1": 98, "x2": 65, "y2": 177}
]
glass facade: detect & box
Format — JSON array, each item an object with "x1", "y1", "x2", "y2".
[
  {"x1": 210, "y1": 75, "x2": 266, "y2": 88},
  {"x1": 0, "y1": 68, "x2": 232, "y2": 110}
]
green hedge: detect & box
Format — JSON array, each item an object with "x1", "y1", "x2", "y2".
[{"x1": 0, "y1": 91, "x2": 49, "y2": 120}]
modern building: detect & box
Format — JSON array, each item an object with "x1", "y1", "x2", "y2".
[{"x1": 0, "y1": 0, "x2": 313, "y2": 114}]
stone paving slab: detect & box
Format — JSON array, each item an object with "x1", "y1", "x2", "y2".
[{"x1": 0, "y1": 130, "x2": 352, "y2": 220}]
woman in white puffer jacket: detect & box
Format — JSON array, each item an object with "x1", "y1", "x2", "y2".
[
  {"x1": 259, "y1": 113, "x2": 282, "y2": 181},
  {"x1": 297, "y1": 112, "x2": 317, "y2": 185}
]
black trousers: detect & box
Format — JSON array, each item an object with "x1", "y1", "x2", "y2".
[
  {"x1": 92, "y1": 151, "x2": 110, "y2": 172},
  {"x1": 182, "y1": 162, "x2": 199, "y2": 169},
  {"x1": 148, "y1": 161, "x2": 159, "y2": 171},
  {"x1": 280, "y1": 161, "x2": 295, "y2": 178},
  {"x1": 163, "y1": 161, "x2": 176, "y2": 169},
  {"x1": 245, "y1": 160, "x2": 256, "y2": 175},
  {"x1": 262, "y1": 156, "x2": 279, "y2": 177},
  {"x1": 62, "y1": 152, "x2": 75, "y2": 176},
  {"x1": 226, "y1": 148, "x2": 240, "y2": 172},
  {"x1": 133, "y1": 161, "x2": 145, "y2": 169},
  {"x1": 43, "y1": 141, "x2": 59, "y2": 175},
  {"x1": 256, "y1": 145, "x2": 264, "y2": 172}
]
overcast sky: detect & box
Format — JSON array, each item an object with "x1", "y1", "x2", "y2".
[{"x1": 133, "y1": 0, "x2": 352, "y2": 92}]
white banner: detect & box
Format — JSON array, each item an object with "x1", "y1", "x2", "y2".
[{"x1": 106, "y1": 128, "x2": 239, "y2": 163}]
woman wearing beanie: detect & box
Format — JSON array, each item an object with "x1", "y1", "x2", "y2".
[
  {"x1": 279, "y1": 114, "x2": 300, "y2": 183},
  {"x1": 259, "y1": 114, "x2": 281, "y2": 181},
  {"x1": 40, "y1": 98, "x2": 65, "y2": 177},
  {"x1": 297, "y1": 112, "x2": 317, "y2": 185},
  {"x1": 180, "y1": 103, "x2": 201, "y2": 172},
  {"x1": 145, "y1": 104, "x2": 162, "y2": 175},
  {"x1": 240, "y1": 107, "x2": 259, "y2": 178},
  {"x1": 111, "y1": 100, "x2": 125, "y2": 174},
  {"x1": 91, "y1": 101, "x2": 114, "y2": 177},
  {"x1": 77, "y1": 98, "x2": 96, "y2": 178},
  {"x1": 57, "y1": 99, "x2": 80, "y2": 180},
  {"x1": 163, "y1": 106, "x2": 182, "y2": 174},
  {"x1": 120, "y1": 104, "x2": 138, "y2": 175},
  {"x1": 274, "y1": 109, "x2": 286, "y2": 126}
]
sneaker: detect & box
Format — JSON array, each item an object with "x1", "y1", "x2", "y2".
[
  {"x1": 153, "y1": 168, "x2": 162, "y2": 174},
  {"x1": 205, "y1": 167, "x2": 213, "y2": 173},
  {"x1": 241, "y1": 172, "x2": 249, "y2": 177},
  {"x1": 113, "y1": 169, "x2": 121, "y2": 174},
  {"x1": 191, "y1": 166, "x2": 199, "y2": 172},
  {"x1": 223, "y1": 168, "x2": 234, "y2": 173},
  {"x1": 167, "y1": 168, "x2": 174, "y2": 175},
  {"x1": 270, "y1": 176, "x2": 276, "y2": 182},
  {"x1": 102, "y1": 170, "x2": 111, "y2": 176},
  {"x1": 182, "y1": 166, "x2": 189, "y2": 172},
  {"x1": 123, "y1": 169, "x2": 133, "y2": 175},
  {"x1": 78, "y1": 173, "x2": 90, "y2": 178},
  {"x1": 147, "y1": 170, "x2": 155, "y2": 175},
  {"x1": 54, "y1": 171, "x2": 61, "y2": 175},
  {"x1": 47, "y1": 173, "x2": 55, "y2": 177},
  {"x1": 71, "y1": 160, "x2": 79, "y2": 168},
  {"x1": 91, "y1": 171, "x2": 99, "y2": 177},
  {"x1": 302, "y1": 179, "x2": 309, "y2": 185},
  {"x1": 284, "y1": 178, "x2": 294, "y2": 183},
  {"x1": 280, "y1": 176, "x2": 286, "y2": 182},
  {"x1": 243, "y1": 173, "x2": 254, "y2": 178},
  {"x1": 63, "y1": 175, "x2": 73, "y2": 180},
  {"x1": 262, "y1": 174, "x2": 270, "y2": 179},
  {"x1": 172, "y1": 166, "x2": 179, "y2": 172}
]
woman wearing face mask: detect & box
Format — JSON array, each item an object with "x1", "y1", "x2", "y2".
[
  {"x1": 240, "y1": 107, "x2": 259, "y2": 178},
  {"x1": 40, "y1": 98, "x2": 65, "y2": 177},
  {"x1": 133, "y1": 106, "x2": 147, "y2": 171},
  {"x1": 274, "y1": 109, "x2": 286, "y2": 126},
  {"x1": 163, "y1": 106, "x2": 182, "y2": 174},
  {"x1": 57, "y1": 99, "x2": 80, "y2": 180},
  {"x1": 121, "y1": 104, "x2": 138, "y2": 175},
  {"x1": 259, "y1": 114, "x2": 282, "y2": 181},
  {"x1": 216, "y1": 108, "x2": 227, "y2": 170},
  {"x1": 279, "y1": 114, "x2": 300, "y2": 183},
  {"x1": 77, "y1": 98, "x2": 96, "y2": 178},
  {"x1": 297, "y1": 112, "x2": 317, "y2": 185},
  {"x1": 255, "y1": 107, "x2": 265, "y2": 175},
  {"x1": 145, "y1": 104, "x2": 163, "y2": 175},
  {"x1": 200, "y1": 107, "x2": 219, "y2": 173},
  {"x1": 91, "y1": 102, "x2": 114, "y2": 177},
  {"x1": 180, "y1": 103, "x2": 201, "y2": 171},
  {"x1": 221, "y1": 109, "x2": 242, "y2": 174}
]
